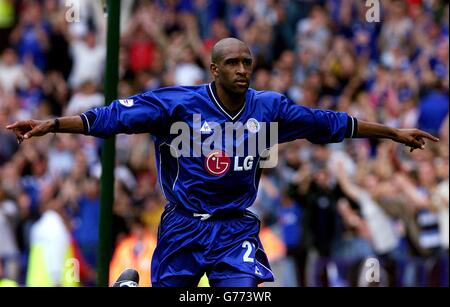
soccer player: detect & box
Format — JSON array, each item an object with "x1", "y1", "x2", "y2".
[{"x1": 6, "y1": 38, "x2": 439, "y2": 287}]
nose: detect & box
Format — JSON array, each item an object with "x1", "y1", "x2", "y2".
[{"x1": 236, "y1": 62, "x2": 246, "y2": 75}]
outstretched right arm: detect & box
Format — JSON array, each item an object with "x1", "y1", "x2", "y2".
[
  {"x1": 6, "y1": 116, "x2": 85, "y2": 144},
  {"x1": 6, "y1": 90, "x2": 173, "y2": 143}
]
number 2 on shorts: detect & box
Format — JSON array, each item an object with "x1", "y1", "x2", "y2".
[{"x1": 242, "y1": 240, "x2": 255, "y2": 263}]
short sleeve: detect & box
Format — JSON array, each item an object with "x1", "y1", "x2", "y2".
[
  {"x1": 81, "y1": 91, "x2": 170, "y2": 138},
  {"x1": 275, "y1": 95, "x2": 352, "y2": 144}
]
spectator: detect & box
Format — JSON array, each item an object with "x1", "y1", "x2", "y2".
[
  {"x1": 0, "y1": 260, "x2": 17, "y2": 287},
  {"x1": 9, "y1": 1, "x2": 50, "y2": 71},
  {"x1": 417, "y1": 81, "x2": 449, "y2": 136},
  {"x1": 71, "y1": 176, "x2": 100, "y2": 270},
  {"x1": 0, "y1": 48, "x2": 27, "y2": 95},
  {"x1": 109, "y1": 215, "x2": 157, "y2": 287},
  {"x1": 65, "y1": 81, "x2": 104, "y2": 116},
  {"x1": 0, "y1": 183, "x2": 20, "y2": 282},
  {"x1": 25, "y1": 183, "x2": 78, "y2": 287},
  {"x1": 0, "y1": 109, "x2": 18, "y2": 165},
  {"x1": 68, "y1": 31, "x2": 106, "y2": 89}
]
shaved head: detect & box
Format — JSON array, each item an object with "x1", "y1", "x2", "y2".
[
  {"x1": 211, "y1": 38, "x2": 251, "y2": 64},
  {"x1": 210, "y1": 37, "x2": 253, "y2": 97}
]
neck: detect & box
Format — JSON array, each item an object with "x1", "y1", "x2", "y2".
[{"x1": 214, "y1": 81, "x2": 246, "y2": 112}]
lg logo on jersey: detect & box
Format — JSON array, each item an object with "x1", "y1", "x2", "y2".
[
  {"x1": 204, "y1": 150, "x2": 230, "y2": 176},
  {"x1": 204, "y1": 150, "x2": 254, "y2": 176},
  {"x1": 170, "y1": 114, "x2": 279, "y2": 169}
]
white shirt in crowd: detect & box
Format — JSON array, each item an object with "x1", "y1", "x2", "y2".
[
  {"x1": 29, "y1": 210, "x2": 70, "y2": 285},
  {"x1": 0, "y1": 200, "x2": 19, "y2": 258},
  {"x1": 433, "y1": 179, "x2": 449, "y2": 250},
  {"x1": 0, "y1": 62, "x2": 27, "y2": 94},
  {"x1": 69, "y1": 41, "x2": 106, "y2": 89},
  {"x1": 174, "y1": 63, "x2": 204, "y2": 86},
  {"x1": 65, "y1": 92, "x2": 104, "y2": 115},
  {"x1": 356, "y1": 190, "x2": 399, "y2": 255}
]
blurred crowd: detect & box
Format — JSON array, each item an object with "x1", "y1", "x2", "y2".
[{"x1": 0, "y1": 0, "x2": 448, "y2": 287}]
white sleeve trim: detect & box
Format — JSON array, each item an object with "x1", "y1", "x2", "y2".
[
  {"x1": 350, "y1": 116, "x2": 355, "y2": 138},
  {"x1": 81, "y1": 113, "x2": 90, "y2": 133}
]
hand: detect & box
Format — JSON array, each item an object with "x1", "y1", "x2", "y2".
[
  {"x1": 394, "y1": 128, "x2": 439, "y2": 152},
  {"x1": 6, "y1": 119, "x2": 54, "y2": 144}
]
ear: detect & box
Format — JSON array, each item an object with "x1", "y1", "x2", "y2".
[{"x1": 210, "y1": 63, "x2": 219, "y2": 78}]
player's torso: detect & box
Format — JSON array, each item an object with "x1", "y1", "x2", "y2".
[{"x1": 155, "y1": 84, "x2": 278, "y2": 214}]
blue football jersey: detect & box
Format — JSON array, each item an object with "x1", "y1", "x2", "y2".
[{"x1": 81, "y1": 82, "x2": 355, "y2": 214}]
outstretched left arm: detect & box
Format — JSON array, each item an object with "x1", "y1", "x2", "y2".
[{"x1": 355, "y1": 120, "x2": 440, "y2": 152}]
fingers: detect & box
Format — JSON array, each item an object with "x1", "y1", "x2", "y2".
[
  {"x1": 409, "y1": 137, "x2": 431, "y2": 152},
  {"x1": 416, "y1": 130, "x2": 439, "y2": 142},
  {"x1": 407, "y1": 137, "x2": 424, "y2": 152},
  {"x1": 6, "y1": 121, "x2": 28, "y2": 144},
  {"x1": 24, "y1": 126, "x2": 41, "y2": 139},
  {"x1": 410, "y1": 138, "x2": 424, "y2": 149},
  {"x1": 407, "y1": 129, "x2": 439, "y2": 152},
  {"x1": 5, "y1": 121, "x2": 21, "y2": 129},
  {"x1": 15, "y1": 133, "x2": 24, "y2": 144},
  {"x1": 6, "y1": 121, "x2": 29, "y2": 130},
  {"x1": 8, "y1": 124, "x2": 25, "y2": 144},
  {"x1": 5, "y1": 120, "x2": 47, "y2": 144},
  {"x1": 11, "y1": 128, "x2": 24, "y2": 139}
]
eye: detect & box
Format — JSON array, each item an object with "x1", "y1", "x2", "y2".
[{"x1": 243, "y1": 59, "x2": 252, "y2": 66}]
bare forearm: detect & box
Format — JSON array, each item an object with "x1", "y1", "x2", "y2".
[
  {"x1": 355, "y1": 120, "x2": 398, "y2": 140},
  {"x1": 354, "y1": 119, "x2": 439, "y2": 151},
  {"x1": 51, "y1": 116, "x2": 85, "y2": 134},
  {"x1": 28, "y1": 116, "x2": 85, "y2": 136},
  {"x1": 6, "y1": 115, "x2": 86, "y2": 143}
]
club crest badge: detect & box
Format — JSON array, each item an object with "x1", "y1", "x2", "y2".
[
  {"x1": 118, "y1": 99, "x2": 134, "y2": 107},
  {"x1": 246, "y1": 118, "x2": 260, "y2": 133}
]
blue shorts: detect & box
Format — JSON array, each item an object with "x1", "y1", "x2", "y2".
[{"x1": 151, "y1": 204, "x2": 274, "y2": 287}]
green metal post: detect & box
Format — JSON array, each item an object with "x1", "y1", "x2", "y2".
[{"x1": 97, "y1": 0, "x2": 121, "y2": 287}]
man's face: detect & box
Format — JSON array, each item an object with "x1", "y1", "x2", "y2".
[{"x1": 211, "y1": 45, "x2": 253, "y2": 95}]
